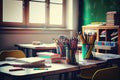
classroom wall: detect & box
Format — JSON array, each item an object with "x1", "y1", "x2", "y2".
[{"x1": 0, "y1": 29, "x2": 73, "y2": 50}]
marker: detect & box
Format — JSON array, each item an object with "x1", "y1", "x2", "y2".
[
  {"x1": 34, "y1": 68, "x2": 48, "y2": 70},
  {"x1": 9, "y1": 68, "x2": 24, "y2": 71}
]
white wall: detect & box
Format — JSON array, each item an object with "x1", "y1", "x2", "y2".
[
  {"x1": 0, "y1": 29, "x2": 73, "y2": 50},
  {"x1": 66, "y1": 0, "x2": 78, "y2": 36}
]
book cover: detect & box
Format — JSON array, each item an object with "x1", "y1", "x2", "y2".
[
  {"x1": 37, "y1": 52, "x2": 61, "y2": 58},
  {"x1": 37, "y1": 52, "x2": 61, "y2": 63}
]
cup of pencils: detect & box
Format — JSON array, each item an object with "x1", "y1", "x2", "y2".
[
  {"x1": 65, "y1": 37, "x2": 78, "y2": 65},
  {"x1": 79, "y1": 32, "x2": 96, "y2": 59},
  {"x1": 53, "y1": 36, "x2": 67, "y2": 57},
  {"x1": 53, "y1": 36, "x2": 78, "y2": 65}
]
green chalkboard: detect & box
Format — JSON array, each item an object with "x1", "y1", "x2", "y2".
[{"x1": 83, "y1": 0, "x2": 120, "y2": 25}]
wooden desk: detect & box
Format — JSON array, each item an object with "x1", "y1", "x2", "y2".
[
  {"x1": 0, "y1": 59, "x2": 105, "y2": 80},
  {"x1": 1, "y1": 53, "x2": 119, "y2": 80},
  {"x1": 94, "y1": 52, "x2": 120, "y2": 66},
  {"x1": 15, "y1": 43, "x2": 82, "y2": 57},
  {"x1": 15, "y1": 43, "x2": 57, "y2": 57},
  {"x1": 0, "y1": 61, "x2": 79, "y2": 80}
]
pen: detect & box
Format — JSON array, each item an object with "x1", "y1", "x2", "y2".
[
  {"x1": 34, "y1": 68, "x2": 48, "y2": 70},
  {"x1": 9, "y1": 68, "x2": 24, "y2": 71}
]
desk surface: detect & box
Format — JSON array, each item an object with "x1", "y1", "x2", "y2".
[
  {"x1": 0, "y1": 62, "x2": 78, "y2": 76},
  {"x1": 15, "y1": 43, "x2": 57, "y2": 50},
  {"x1": 15, "y1": 43, "x2": 114, "y2": 50},
  {"x1": 0, "y1": 61, "x2": 80, "y2": 80},
  {"x1": 15, "y1": 43, "x2": 82, "y2": 57},
  {"x1": 0, "y1": 58, "x2": 105, "y2": 80},
  {"x1": 15, "y1": 43, "x2": 59, "y2": 57},
  {"x1": 15, "y1": 43, "x2": 82, "y2": 49}
]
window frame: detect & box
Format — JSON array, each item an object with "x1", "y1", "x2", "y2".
[{"x1": 0, "y1": 0, "x2": 66, "y2": 28}]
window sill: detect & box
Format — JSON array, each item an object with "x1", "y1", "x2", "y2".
[{"x1": 0, "y1": 27, "x2": 74, "y2": 34}]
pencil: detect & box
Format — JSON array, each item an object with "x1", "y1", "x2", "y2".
[{"x1": 34, "y1": 68, "x2": 48, "y2": 70}]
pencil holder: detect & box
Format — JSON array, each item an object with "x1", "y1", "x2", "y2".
[
  {"x1": 82, "y1": 44, "x2": 87, "y2": 59},
  {"x1": 56, "y1": 44, "x2": 66, "y2": 57},
  {"x1": 54, "y1": 36, "x2": 78, "y2": 65},
  {"x1": 66, "y1": 48, "x2": 77, "y2": 65},
  {"x1": 82, "y1": 44, "x2": 94, "y2": 59},
  {"x1": 79, "y1": 32, "x2": 96, "y2": 59}
]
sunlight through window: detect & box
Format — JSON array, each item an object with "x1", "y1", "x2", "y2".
[{"x1": 29, "y1": 1, "x2": 46, "y2": 23}]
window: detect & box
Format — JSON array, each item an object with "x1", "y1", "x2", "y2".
[
  {"x1": 29, "y1": 0, "x2": 46, "y2": 24},
  {"x1": 49, "y1": 0, "x2": 63, "y2": 25},
  {"x1": 0, "y1": 0, "x2": 66, "y2": 28},
  {"x1": 3, "y1": 0, "x2": 23, "y2": 22}
]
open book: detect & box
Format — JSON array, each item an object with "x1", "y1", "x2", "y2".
[
  {"x1": 1, "y1": 57, "x2": 47, "y2": 68},
  {"x1": 14, "y1": 57, "x2": 46, "y2": 68}
]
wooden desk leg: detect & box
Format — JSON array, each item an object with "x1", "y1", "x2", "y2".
[
  {"x1": 59, "y1": 74, "x2": 63, "y2": 80},
  {"x1": 63, "y1": 72, "x2": 69, "y2": 80},
  {"x1": 16, "y1": 47, "x2": 29, "y2": 57},
  {"x1": 32, "y1": 49, "x2": 37, "y2": 57},
  {"x1": 25, "y1": 48, "x2": 30, "y2": 57},
  {"x1": 22, "y1": 48, "x2": 30, "y2": 57},
  {"x1": 71, "y1": 71, "x2": 80, "y2": 80},
  {"x1": 42, "y1": 76, "x2": 45, "y2": 80}
]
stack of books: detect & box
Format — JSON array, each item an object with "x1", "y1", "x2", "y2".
[
  {"x1": 37, "y1": 52, "x2": 61, "y2": 63},
  {"x1": 106, "y1": 11, "x2": 120, "y2": 26}
]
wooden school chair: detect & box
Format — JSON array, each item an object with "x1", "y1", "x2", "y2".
[{"x1": 0, "y1": 50, "x2": 26, "y2": 61}]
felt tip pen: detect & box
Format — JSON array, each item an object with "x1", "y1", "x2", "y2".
[
  {"x1": 33, "y1": 68, "x2": 48, "y2": 70},
  {"x1": 9, "y1": 68, "x2": 24, "y2": 71}
]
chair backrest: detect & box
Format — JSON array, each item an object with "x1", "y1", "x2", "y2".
[
  {"x1": 92, "y1": 66, "x2": 120, "y2": 80},
  {"x1": 0, "y1": 50, "x2": 26, "y2": 61}
]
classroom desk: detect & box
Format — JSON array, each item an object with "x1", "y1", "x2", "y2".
[
  {"x1": 15, "y1": 43, "x2": 82, "y2": 57},
  {"x1": 94, "y1": 52, "x2": 120, "y2": 66},
  {"x1": 1, "y1": 53, "x2": 120, "y2": 80},
  {"x1": 0, "y1": 59, "x2": 105, "y2": 80},
  {"x1": 15, "y1": 43, "x2": 117, "y2": 57},
  {"x1": 0, "y1": 63, "x2": 78, "y2": 80},
  {"x1": 15, "y1": 43, "x2": 57, "y2": 57},
  {"x1": 1, "y1": 52, "x2": 120, "y2": 80}
]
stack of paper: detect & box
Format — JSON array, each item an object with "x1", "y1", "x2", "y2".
[
  {"x1": 15, "y1": 57, "x2": 45, "y2": 63},
  {"x1": 13, "y1": 57, "x2": 45, "y2": 68},
  {"x1": 78, "y1": 59, "x2": 105, "y2": 66},
  {"x1": 94, "y1": 52, "x2": 120, "y2": 61},
  {"x1": 37, "y1": 52, "x2": 61, "y2": 63}
]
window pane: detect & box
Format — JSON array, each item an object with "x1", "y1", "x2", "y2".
[
  {"x1": 3, "y1": 0, "x2": 23, "y2": 22},
  {"x1": 50, "y1": 4, "x2": 63, "y2": 25},
  {"x1": 50, "y1": 0, "x2": 63, "y2": 4},
  {"x1": 29, "y1": 1, "x2": 45, "y2": 23}
]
